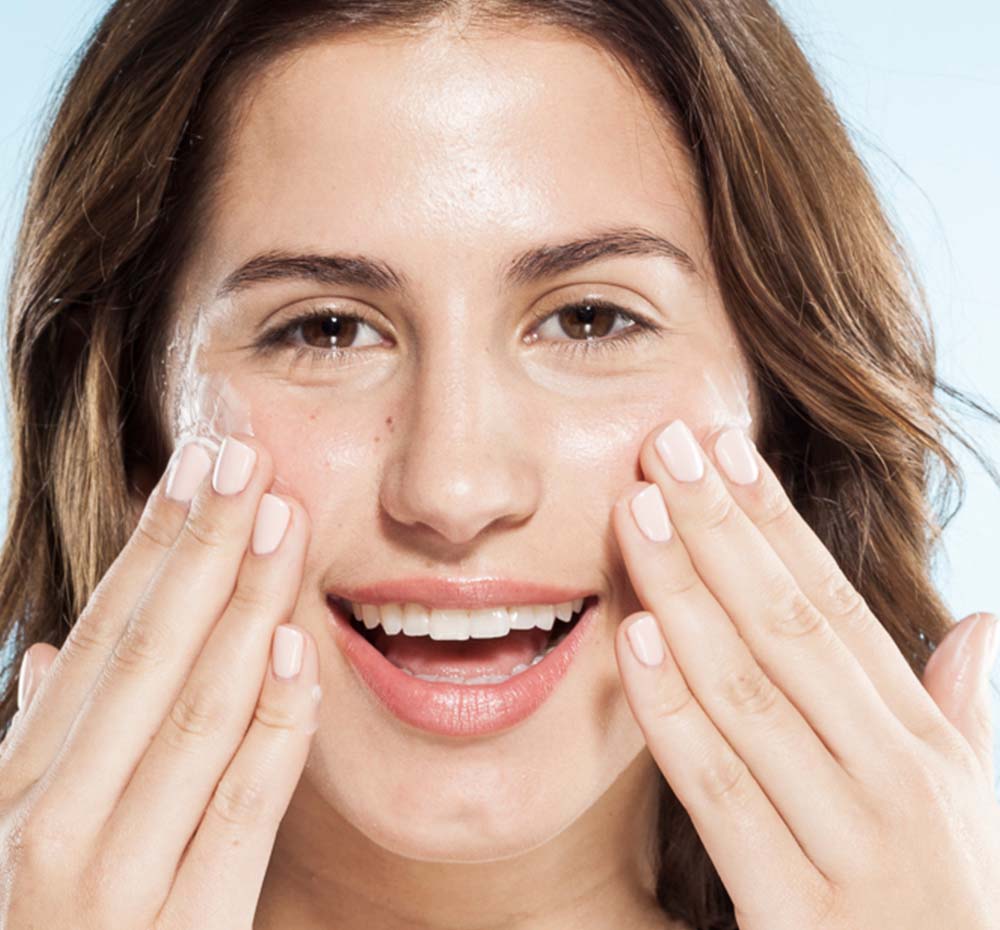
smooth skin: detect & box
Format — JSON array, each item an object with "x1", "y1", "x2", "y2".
[
  {"x1": 614, "y1": 420, "x2": 1000, "y2": 929},
  {"x1": 0, "y1": 436, "x2": 321, "y2": 928}
]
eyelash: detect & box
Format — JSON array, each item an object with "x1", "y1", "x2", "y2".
[{"x1": 251, "y1": 300, "x2": 663, "y2": 366}]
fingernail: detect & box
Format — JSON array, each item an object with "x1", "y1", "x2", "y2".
[
  {"x1": 629, "y1": 485, "x2": 673, "y2": 542},
  {"x1": 213, "y1": 436, "x2": 256, "y2": 495},
  {"x1": 626, "y1": 613, "x2": 665, "y2": 668},
  {"x1": 981, "y1": 616, "x2": 1000, "y2": 677},
  {"x1": 252, "y1": 494, "x2": 291, "y2": 555},
  {"x1": 16, "y1": 650, "x2": 33, "y2": 710},
  {"x1": 715, "y1": 428, "x2": 759, "y2": 485},
  {"x1": 165, "y1": 441, "x2": 214, "y2": 503},
  {"x1": 655, "y1": 420, "x2": 705, "y2": 482},
  {"x1": 272, "y1": 625, "x2": 304, "y2": 679}
]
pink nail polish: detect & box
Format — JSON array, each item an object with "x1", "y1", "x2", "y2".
[
  {"x1": 165, "y1": 441, "x2": 214, "y2": 503},
  {"x1": 272, "y1": 625, "x2": 304, "y2": 679},
  {"x1": 213, "y1": 436, "x2": 256, "y2": 495},
  {"x1": 715, "y1": 428, "x2": 759, "y2": 485},
  {"x1": 626, "y1": 613, "x2": 665, "y2": 667},
  {"x1": 654, "y1": 420, "x2": 705, "y2": 482},
  {"x1": 629, "y1": 485, "x2": 673, "y2": 542},
  {"x1": 252, "y1": 494, "x2": 291, "y2": 555}
]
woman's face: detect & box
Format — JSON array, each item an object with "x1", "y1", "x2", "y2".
[{"x1": 162, "y1": 23, "x2": 756, "y2": 863}]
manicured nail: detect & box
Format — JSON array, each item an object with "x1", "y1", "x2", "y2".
[
  {"x1": 630, "y1": 485, "x2": 673, "y2": 542},
  {"x1": 213, "y1": 436, "x2": 256, "y2": 495},
  {"x1": 165, "y1": 441, "x2": 214, "y2": 503},
  {"x1": 655, "y1": 420, "x2": 705, "y2": 482},
  {"x1": 715, "y1": 428, "x2": 759, "y2": 485},
  {"x1": 16, "y1": 650, "x2": 33, "y2": 710},
  {"x1": 626, "y1": 613, "x2": 665, "y2": 667},
  {"x1": 980, "y1": 615, "x2": 1000, "y2": 679},
  {"x1": 252, "y1": 494, "x2": 291, "y2": 555},
  {"x1": 272, "y1": 625, "x2": 304, "y2": 679}
]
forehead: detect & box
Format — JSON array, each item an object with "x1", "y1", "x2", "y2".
[{"x1": 194, "y1": 24, "x2": 706, "y2": 288}]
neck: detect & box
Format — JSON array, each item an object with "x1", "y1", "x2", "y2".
[{"x1": 255, "y1": 750, "x2": 682, "y2": 930}]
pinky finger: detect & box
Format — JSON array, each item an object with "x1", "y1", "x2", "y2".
[
  {"x1": 160, "y1": 624, "x2": 321, "y2": 929},
  {"x1": 616, "y1": 612, "x2": 830, "y2": 925}
]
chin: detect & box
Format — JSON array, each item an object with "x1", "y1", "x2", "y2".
[{"x1": 333, "y1": 779, "x2": 586, "y2": 864}]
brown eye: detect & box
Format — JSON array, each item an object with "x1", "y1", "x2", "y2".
[
  {"x1": 300, "y1": 314, "x2": 360, "y2": 348},
  {"x1": 556, "y1": 302, "x2": 619, "y2": 339}
]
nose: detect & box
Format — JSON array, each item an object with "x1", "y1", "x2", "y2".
[{"x1": 379, "y1": 353, "x2": 541, "y2": 549}]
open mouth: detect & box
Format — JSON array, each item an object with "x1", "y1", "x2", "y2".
[{"x1": 340, "y1": 595, "x2": 598, "y2": 684}]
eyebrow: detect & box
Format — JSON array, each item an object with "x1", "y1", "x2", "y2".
[{"x1": 214, "y1": 224, "x2": 698, "y2": 300}]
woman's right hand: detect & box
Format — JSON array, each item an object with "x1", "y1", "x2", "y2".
[{"x1": 0, "y1": 433, "x2": 321, "y2": 929}]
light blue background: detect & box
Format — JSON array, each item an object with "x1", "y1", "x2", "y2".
[{"x1": 1, "y1": 2, "x2": 998, "y2": 792}]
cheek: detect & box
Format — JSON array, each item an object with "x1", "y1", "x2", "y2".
[
  {"x1": 170, "y1": 363, "x2": 382, "y2": 523},
  {"x1": 548, "y1": 359, "x2": 754, "y2": 484}
]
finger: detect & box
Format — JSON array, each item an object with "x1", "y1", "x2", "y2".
[
  {"x1": 710, "y1": 426, "x2": 952, "y2": 747},
  {"x1": 160, "y1": 624, "x2": 321, "y2": 930},
  {"x1": 639, "y1": 419, "x2": 907, "y2": 783},
  {"x1": 0, "y1": 644, "x2": 58, "y2": 759},
  {"x1": 615, "y1": 611, "x2": 830, "y2": 925},
  {"x1": 615, "y1": 483, "x2": 860, "y2": 873},
  {"x1": 100, "y1": 493, "x2": 309, "y2": 896},
  {"x1": 0, "y1": 440, "x2": 215, "y2": 793},
  {"x1": 18, "y1": 644, "x2": 59, "y2": 711},
  {"x1": 922, "y1": 612, "x2": 999, "y2": 783},
  {"x1": 39, "y1": 433, "x2": 275, "y2": 832}
]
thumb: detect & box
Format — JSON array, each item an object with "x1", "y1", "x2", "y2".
[
  {"x1": 922, "y1": 612, "x2": 999, "y2": 781},
  {"x1": 16, "y1": 643, "x2": 60, "y2": 711}
]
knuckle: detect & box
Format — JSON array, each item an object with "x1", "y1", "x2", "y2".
[
  {"x1": 180, "y1": 500, "x2": 229, "y2": 552},
  {"x1": 815, "y1": 562, "x2": 871, "y2": 631},
  {"x1": 134, "y1": 498, "x2": 181, "y2": 553},
  {"x1": 699, "y1": 751, "x2": 753, "y2": 804},
  {"x1": 210, "y1": 772, "x2": 268, "y2": 827},
  {"x1": 697, "y1": 491, "x2": 737, "y2": 534},
  {"x1": 252, "y1": 698, "x2": 301, "y2": 734},
  {"x1": 916, "y1": 714, "x2": 981, "y2": 774},
  {"x1": 649, "y1": 682, "x2": 698, "y2": 722},
  {"x1": 8, "y1": 803, "x2": 74, "y2": 871},
  {"x1": 754, "y1": 480, "x2": 795, "y2": 530},
  {"x1": 164, "y1": 684, "x2": 230, "y2": 746},
  {"x1": 108, "y1": 611, "x2": 168, "y2": 674},
  {"x1": 63, "y1": 614, "x2": 113, "y2": 660},
  {"x1": 227, "y1": 579, "x2": 275, "y2": 618},
  {"x1": 767, "y1": 586, "x2": 826, "y2": 640},
  {"x1": 719, "y1": 662, "x2": 781, "y2": 717},
  {"x1": 658, "y1": 567, "x2": 704, "y2": 600}
]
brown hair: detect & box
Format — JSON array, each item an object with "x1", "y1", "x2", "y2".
[{"x1": 1, "y1": 1, "x2": 996, "y2": 927}]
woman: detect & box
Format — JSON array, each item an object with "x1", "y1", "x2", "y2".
[{"x1": 0, "y1": 1, "x2": 997, "y2": 928}]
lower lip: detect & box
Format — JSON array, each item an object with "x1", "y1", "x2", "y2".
[{"x1": 325, "y1": 597, "x2": 599, "y2": 738}]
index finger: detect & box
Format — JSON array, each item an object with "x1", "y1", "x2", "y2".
[{"x1": 0, "y1": 439, "x2": 215, "y2": 794}]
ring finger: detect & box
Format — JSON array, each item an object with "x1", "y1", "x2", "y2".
[{"x1": 614, "y1": 483, "x2": 860, "y2": 873}]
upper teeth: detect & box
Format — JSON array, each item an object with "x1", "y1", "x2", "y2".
[{"x1": 347, "y1": 598, "x2": 586, "y2": 641}]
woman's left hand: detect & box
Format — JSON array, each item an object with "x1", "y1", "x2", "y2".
[{"x1": 611, "y1": 418, "x2": 1000, "y2": 930}]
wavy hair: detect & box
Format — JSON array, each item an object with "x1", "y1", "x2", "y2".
[{"x1": 2, "y1": 1, "x2": 997, "y2": 927}]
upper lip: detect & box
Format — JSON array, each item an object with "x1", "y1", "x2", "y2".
[{"x1": 328, "y1": 577, "x2": 596, "y2": 610}]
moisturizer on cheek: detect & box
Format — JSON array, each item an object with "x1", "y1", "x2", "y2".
[
  {"x1": 164, "y1": 308, "x2": 269, "y2": 484},
  {"x1": 698, "y1": 364, "x2": 754, "y2": 439}
]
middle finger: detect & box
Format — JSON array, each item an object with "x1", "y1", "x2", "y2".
[{"x1": 38, "y1": 433, "x2": 275, "y2": 832}]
